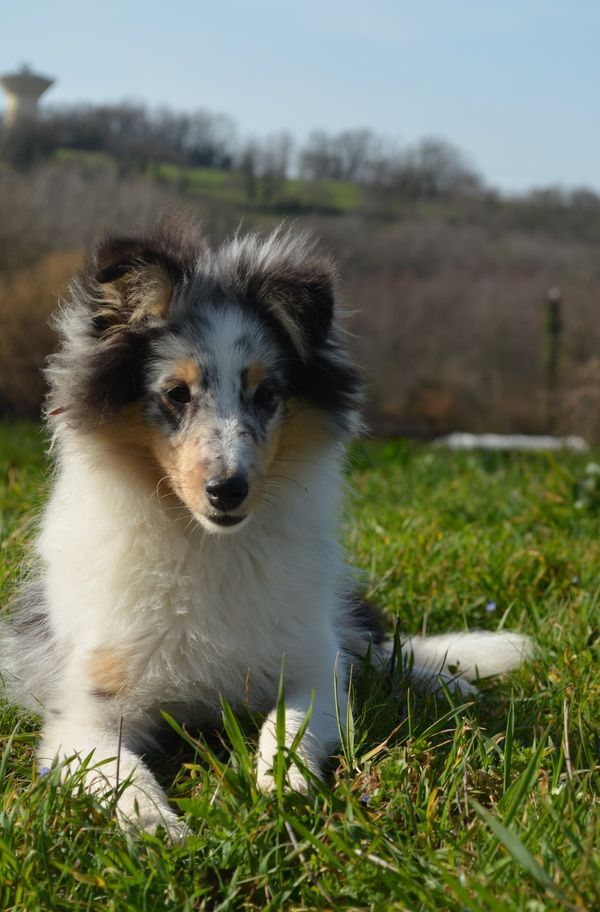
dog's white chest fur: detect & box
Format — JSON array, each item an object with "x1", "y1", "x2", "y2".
[{"x1": 38, "y1": 440, "x2": 346, "y2": 715}]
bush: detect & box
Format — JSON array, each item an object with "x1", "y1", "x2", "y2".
[{"x1": 0, "y1": 251, "x2": 82, "y2": 417}]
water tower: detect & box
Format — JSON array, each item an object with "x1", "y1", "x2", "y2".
[{"x1": 0, "y1": 64, "x2": 54, "y2": 127}]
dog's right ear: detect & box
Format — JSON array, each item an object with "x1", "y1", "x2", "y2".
[{"x1": 90, "y1": 235, "x2": 189, "y2": 334}]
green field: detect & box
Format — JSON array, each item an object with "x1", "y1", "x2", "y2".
[
  {"x1": 0, "y1": 424, "x2": 598, "y2": 911},
  {"x1": 154, "y1": 163, "x2": 364, "y2": 213},
  {"x1": 53, "y1": 150, "x2": 366, "y2": 215}
]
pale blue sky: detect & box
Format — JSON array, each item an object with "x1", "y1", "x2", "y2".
[{"x1": 2, "y1": 1, "x2": 599, "y2": 192}]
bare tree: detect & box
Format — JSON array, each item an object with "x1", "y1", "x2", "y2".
[
  {"x1": 239, "y1": 141, "x2": 259, "y2": 202},
  {"x1": 329, "y1": 129, "x2": 381, "y2": 181},
  {"x1": 298, "y1": 130, "x2": 334, "y2": 182},
  {"x1": 259, "y1": 132, "x2": 293, "y2": 203}
]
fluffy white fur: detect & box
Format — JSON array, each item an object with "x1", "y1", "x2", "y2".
[{"x1": 24, "y1": 420, "x2": 353, "y2": 837}]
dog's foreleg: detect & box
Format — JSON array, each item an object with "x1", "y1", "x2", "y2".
[
  {"x1": 38, "y1": 689, "x2": 184, "y2": 840},
  {"x1": 256, "y1": 644, "x2": 348, "y2": 791}
]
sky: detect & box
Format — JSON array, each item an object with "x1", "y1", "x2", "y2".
[{"x1": 2, "y1": 0, "x2": 599, "y2": 193}]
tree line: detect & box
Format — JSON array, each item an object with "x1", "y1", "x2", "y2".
[{"x1": 0, "y1": 101, "x2": 483, "y2": 203}]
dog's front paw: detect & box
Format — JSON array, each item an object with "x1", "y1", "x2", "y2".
[
  {"x1": 256, "y1": 757, "x2": 311, "y2": 794},
  {"x1": 116, "y1": 786, "x2": 188, "y2": 842}
]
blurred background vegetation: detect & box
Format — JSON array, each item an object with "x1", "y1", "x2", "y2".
[{"x1": 2, "y1": 102, "x2": 600, "y2": 440}]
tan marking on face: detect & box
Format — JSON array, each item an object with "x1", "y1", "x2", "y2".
[
  {"x1": 149, "y1": 411, "x2": 282, "y2": 520},
  {"x1": 252, "y1": 423, "x2": 282, "y2": 496},
  {"x1": 251, "y1": 398, "x2": 333, "y2": 509},
  {"x1": 88, "y1": 407, "x2": 180, "y2": 523},
  {"x1": 170, "y1": 436, "x2": 211, "y2": 510},
  {"x1": 88, "y1": 647, "x2": 131, "y2": 696},
  {"x1": 246, "y1": 360, "x2": 267, "y2": 389},
  {"x1": 90, "y1": 405, "x2": 167, "y2": 485},
  {"x1": 170, "y1": 357, "x2": 201, "y2": 389},
  {"x1": 270, "y1": 397, "x2": 330, "y2": 470},
  {"x1": 95, "y1": 393, "x2": 315, "y2": 524},
  {"x1": 86, "y1": 405, "x2": 209, "y2": 522}
]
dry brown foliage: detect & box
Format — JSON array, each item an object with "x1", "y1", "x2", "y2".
[
  {"x1": 1, "y1": 161, "x2": 600, "y2": 439},
  {"x1": 562, "y1": 358, "x2": 600, "y2": 442},
  {"x1": 0, "y1": 251, "x2": 82, "y2": 416}
]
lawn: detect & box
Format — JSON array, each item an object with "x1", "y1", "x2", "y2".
[
  {"x1": 154, "y1": 163, "x2": 364, "y2": 213},
  {"x1": 0, "y1": 423, "x2": 598, "y2": 911}
]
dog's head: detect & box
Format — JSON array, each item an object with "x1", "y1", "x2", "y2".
[{"x1": 48, "y1": 221, "x2": 362, "y2": 533}]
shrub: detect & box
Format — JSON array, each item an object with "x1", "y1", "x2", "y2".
[{"x1": 0, "y1": 251, "x2": 81, "y2": 417}]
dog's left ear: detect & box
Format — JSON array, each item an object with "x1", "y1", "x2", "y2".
[
  {"x1": 238, "y1": 239, "x2": 337, "y2": 357},
  {"x1": 265, "y1": 256, "x2": 336, "y2": 355},
  {"x1": 91, "y1": 235, "x2": 188, "y2": 333},
  {"x1": 252, "y1": 256, "x2": 336, "y2": 357}
]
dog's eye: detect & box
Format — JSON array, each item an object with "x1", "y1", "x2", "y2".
[
  {"x1": 167, "y1": 384, "x2": 191, "y2": 404},
  {"x1": 253, "y1": 383, "x2": 278, "y2": 412}
]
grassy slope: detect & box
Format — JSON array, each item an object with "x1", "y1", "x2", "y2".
[
  {"x1": 155, "y1": 163, "x2": 364, "y2": 212},
  {"x1": 0, "y1": 424, "x2": 598, "y2": 911},
  {"x1": 54, "y1": 151, "x2": 365, "y2": 214}
]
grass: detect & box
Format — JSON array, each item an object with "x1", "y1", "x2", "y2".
[
  {"x1": 0, "y1": 423, "x2": 598, "y2": 911},
  {"x1": 154, "y1": 163, "x2": 365, "y2": 213},
  {"x1": 53, "y1": 150, "x2": 365, "y2": 215}
]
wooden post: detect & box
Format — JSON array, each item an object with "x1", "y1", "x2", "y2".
[{"x1": 543, "y1": 286, "x2": 563, "y2": 433}]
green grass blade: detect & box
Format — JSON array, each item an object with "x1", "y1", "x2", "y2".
[{"x1": 472, "y1": 799, "x2": 565, "y2": 900}]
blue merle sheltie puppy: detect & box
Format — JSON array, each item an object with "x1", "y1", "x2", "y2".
[{"x1": 0, "y1": 220, "x2": 531, "y2": 838}]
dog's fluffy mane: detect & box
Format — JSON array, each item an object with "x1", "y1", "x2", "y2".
[
  {"x1": 0, "y1": 218, "x2": 531, "y2": 838},
  {"x1": 47, "y1": 219, "x2": 363, "y2": 435}
]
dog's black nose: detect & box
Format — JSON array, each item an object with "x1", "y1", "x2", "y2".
[{"x1": 205, "y1": 474, "x2": 249, "y2": 512}]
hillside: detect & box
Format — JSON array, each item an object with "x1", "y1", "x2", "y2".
[{"x1": 2, "y1": 150, "x2": 600, "y2": 439}]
